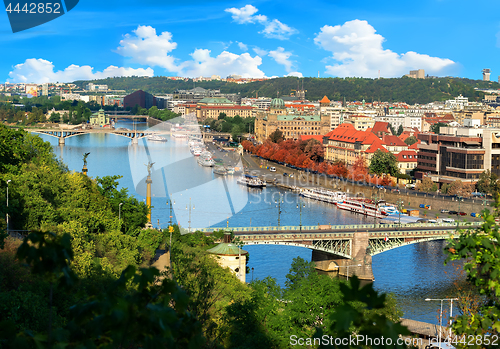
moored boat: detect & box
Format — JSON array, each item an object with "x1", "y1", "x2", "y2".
[
  {"x1": 146, "y1": 135, "x2": 168, "y2": 142},
  {"x1": 300, "y1": 188, "x2": 346, "y2": 205},
  {"x1": 336, "y1": 198, "x2": 386, "y2": 219},
  {"x1": 237, "y1": 174, "x2": 266, "y2": 188},
  {"x1": 213, "y1": 166, "x2": 228, "y2": 176}
]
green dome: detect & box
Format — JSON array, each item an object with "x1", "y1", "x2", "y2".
[{"x1": 270, "y1": 98, "x2": 285, "y2": 109}]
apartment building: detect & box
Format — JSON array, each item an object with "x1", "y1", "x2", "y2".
[
  {"x1": 415, "y1": 126, "x2": 500, "y2": 185},
  {"x1": 254, "y1": 98, "x2": 329, "y2": 142}
]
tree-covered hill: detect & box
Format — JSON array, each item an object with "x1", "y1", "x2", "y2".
[{"x1": 73, "y1": 76, "x2": 500, "y2": 104}]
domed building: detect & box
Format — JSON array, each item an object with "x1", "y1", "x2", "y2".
[
  {"x1": 270, "y1": 98, "x2": 286, "y2": 113},
  {"x1": 254, "y1": 97, "x2": 330, "y2": 142},
  {"x1": 207, "y1": 233, "x2": 248, "y2": 283}
]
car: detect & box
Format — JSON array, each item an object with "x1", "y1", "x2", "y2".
[
  {"x1": 283, "y1": 172, "x2": 288, "y2": 177},
  {"x1": 442, "y1": 218, "x2": 455, "y2": 223},
  {"x1": 391, "y1": 188, "x2": 400, "y2": 193},
  {"x1": 458, "y1": 212, "x2": 467, "y2": 216},
  {"x1": 269, "y1": 167, "x2": 276, "y2": 172},
  {"x1": 289, "y1": 173, "x2": 294, "y2": 178},
  {"x1": 441, "y1": 209, "x2": 449, "y2": 213},
  {"x1": 376, "y1": 185, "x2": 384, "y2": 189},
  {"x1": 449, "y1": 211, "x2": 458, "y2": 215}
]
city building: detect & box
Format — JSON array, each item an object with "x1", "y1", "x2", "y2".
[
  {"x1": 90, "y1": 109, "x2": 110, "y2": 127},
  {"x1": 322, "y1": 123, "x2": 388, "y2": 165},
  {"x1": 482, "y1": 69, "x2": 491, "y2": 81},
  {"x1": 254, "y1": 98, "x2": 329, "y2": 142},
  {"x1": 123, "y1": 90, "x2": 156, "y2": 110},
  {"x1": 195, "y1": 97, "x2": 254, "y2": 121},
  {"x1": 86, "y1": 83, "x2": 108, "y2": 91},
  {"x1": 405, "y1": 69, "x2": 425, "y2": 79},
  {"x1": 415, "y1": 126, "x2": 500, "y2": 186},
  {"x1": 396, "y1": 150, "x2": 419, "y2": 174},
  {"x1": 345, "y1": 115, "x2": 375, "y2": 131}
]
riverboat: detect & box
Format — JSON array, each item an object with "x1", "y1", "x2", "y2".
[
  {"x1": 190, "y1": 147, "x2": 203, "y2": 156},
  {"x1": 237, "y1": 174, "x2": 266, "y2": 188},
  {"x1": 300, "y1": 188, "x2": 346, "y2": 205},
  {"x1": 213, "y1": 166, "x2": 228, "y2": 176},
  {"x1": 146, "y1": 135, "x2": 168, "y2": 142},
  {"x1": 336, "y1": 198, "x2": 386, "y2": 219}
]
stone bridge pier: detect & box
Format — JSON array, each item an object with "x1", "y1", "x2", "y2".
[{"x1": 312, "y1": 231, "x2": 374, "y2": 281}]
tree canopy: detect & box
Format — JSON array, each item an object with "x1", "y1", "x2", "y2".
[{"x1": 369, "y1": 150, "x2": 399, "y2": 176}]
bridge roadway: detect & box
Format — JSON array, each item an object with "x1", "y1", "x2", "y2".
[
  {"x1": 197, "y1": 221, "x2": 481, "y2": 281},
  {"x1": 26, "y1": 128, "x2": 172, "y2": 145}
]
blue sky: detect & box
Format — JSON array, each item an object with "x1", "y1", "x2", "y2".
[{"x1": 2, "y1": 0, "x2": 500, "y2": 83}]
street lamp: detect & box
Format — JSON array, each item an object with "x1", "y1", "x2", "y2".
[
  {"x1": 118, "y1": 202, "x2": 123, "y2": 221},
  {"x1": 166, "y1": 197, "x2": 175, "y2": 225},
  {"x1": 275, "y1": 193, "x2": 284, "y2": 229},
  {"x1": 425, "y1": 297, "x2": 459, "y2": 343},
  {"x1": 296, "y1": 199, "x2": 305, "y2": 232},
  {"x1": 6, "y1": 180, "x2": 11, "y2": 232},
  {"x1": 334, "y1": 263, "x2": 362, "y2": 281},
  {"x1": 397, "y1": 199, "x2": 404, "y2": 228},
  {"x1": 186, "y1": 198, "x2": 194, "y2": 232}
]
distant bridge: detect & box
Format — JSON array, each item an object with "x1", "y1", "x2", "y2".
[
  {"x1": 197, "y1": 222, "x2": 481, "y2": 280},
  {"x1": 26, "y1": 128, "x2": 163, "y2": 144}
]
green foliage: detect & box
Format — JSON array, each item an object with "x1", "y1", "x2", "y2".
[
  {"x1": 95, "y1": 175, "x2": 149, "y2": 235},
  {"x1": 445, "y1": 199, "x2": 500, "y2": 345},
  {"x1": 269, "y1": 129, "x2": 284, "y2": 143},
  {"x1": 430, "y1": 122, "x2": 448, "y2": 134},
  {"x1": 285, "y1": 256, "x2": 316, "y2": 290},
  {"x1": 416, "y1": 177, "x2": 438, "y2": 193},
  {"x1": 404, "y1": 135, "x2": 418, "y2": 145},
  {"x1": 315, "y1": 276, "x2": 410, "y2": 348},
  {"x1": 71, "y1": 76, "x2": 491, "y2": 104},
  {"x1": 476, "y1": 170, "x2": 499, "y2": 196},
  {"x1": 369, "y1": 150, "x2": 399, "y2": 176}
]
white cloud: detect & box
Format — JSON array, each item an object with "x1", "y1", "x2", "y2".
[
  {"x1": 183, "y1": 49, "x2": 265, "y2": 78},
  {"x1": 286, "y1": 72, "x2": 303, "y2": 77},
  {"x1": 238, "y1": 42, "x2": 248, "y2": 51},
  {"x1": 224, "y1": 5, "x2": 267, "y2": 24},
  {"x1": 225, "y1": 4, "x2": 296, "y2": 40},
  {"x1": 116, "y1": 25, "x2": 265, "y2": 78},
  {"x1": 253, "y1": 47, "x2": 268, "y2": 56},
  {"x1": 268, "y1": 47, "x2": 294, "y2": 73},
  {"x1": 261, "y1": 19, "x2": 297, "y2": 40},
  {"x1": 116, "y1": 25, "x2": 182, "y2": 72},
  {"x1": 314, "y1": 19, "x2": 455, "y2": 78},
  {"x1": 8, "y1": 58, "x2": 153, "y2": 83}
]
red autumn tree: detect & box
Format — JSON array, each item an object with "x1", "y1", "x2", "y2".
[{"x1": 349, "y1": 156, "x2": 369, "y2": 182}]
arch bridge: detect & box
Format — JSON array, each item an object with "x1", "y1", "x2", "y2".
[
  {"x1": 27, "y1": 128, "x2": 161, "y2": 144},
  {"x1": 197, "y1": 222, "x2": 481, "y2": 281}
]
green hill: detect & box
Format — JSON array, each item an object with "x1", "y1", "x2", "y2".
[{"x1": 73, "y1": 76, "x2": 500, "y2": 104}]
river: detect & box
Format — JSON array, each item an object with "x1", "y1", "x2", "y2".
[{"x1": 38, "y1": 120, "x2": 465, "y2": 326}]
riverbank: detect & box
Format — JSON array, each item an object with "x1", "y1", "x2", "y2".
[{"x1": 240, "y1": 153, "x2": 486, "y2": 223}]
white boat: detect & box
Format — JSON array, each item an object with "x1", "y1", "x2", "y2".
[
  {"x1": 146, "y1": 135, "x2": 168, "y2": 142},
  {"x1": 197, "y1": 157, "x2": 215, "y2": 167},
  {"x1": 191, "y1": 147, "x2": 202, "y2": 156},
  {"x1": 300, "y1": 188, "x2": 346, "y2": 205},
  {"x1": 379, "y1": 205, "x2": 400, "y2": 215},
  {"x1": 226, "y1": 167, "x2": 235, "y2": 175},
  {"x1": 237, "y1": 174, "x2": 266, "y2": 188},
  {"x1": 337, "y1": 198, "x2": 386, "y2": 219},
  {"x1": 213, "y1": 166, "x2": 228, "y2": 176}
]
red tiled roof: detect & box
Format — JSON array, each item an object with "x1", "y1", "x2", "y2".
[
  {"x1": 371, "y1": 121, "x2": 391, "y2": 136},
  {"x1": 320, "y1": 95, "x2": 330, "y2": 104},
  {"x1": 382, "y1": 135, "x2": 407, "y2": 147},
  {"x1": 365, "y1": 140, "x2": 388, "y2": 153},
  {"x1": 408, "y1": 140, "x2": 421, "y2": 149},
  {"x1": 299, "y1": 135, "x2": 324, "y2": 142},
  {"x1": 328, "y1": 123, "x2": 387, "y2": 148},
  {"x1": 396, "y1": 150, "x2": 418, "y2": 162}
]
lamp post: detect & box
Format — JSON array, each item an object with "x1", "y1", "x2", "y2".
[
  {"x1": 297, "y1": 199, "x2": 305, "y2": 232},
  {"x1": 251, "y1": 267, "x2": 254, "y2": 282},
  {"x1": 6, "y1": 180, "x2": 11, "y2": 232},
  {"x1": 335, "y1": 263, "x2": 362, "y2": 281},
  {"x1": 397, "y1": 199, "x2": 404, "y2": 228},
  {"x1": 118, "y1": 202, "x2": 123, "y2": 221},
  {"x1": 425, "y1": 297, "x2": 459, "y2": 343},
  {"x1": 186, "y1": 198, "x2": 194, "y2": 232},
  {"x1": 275, "y1": 193, "x2": 284, "y2": 229},
  {"x1": 166, "y1": 197, "x2": 175, "y2": 225}
]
